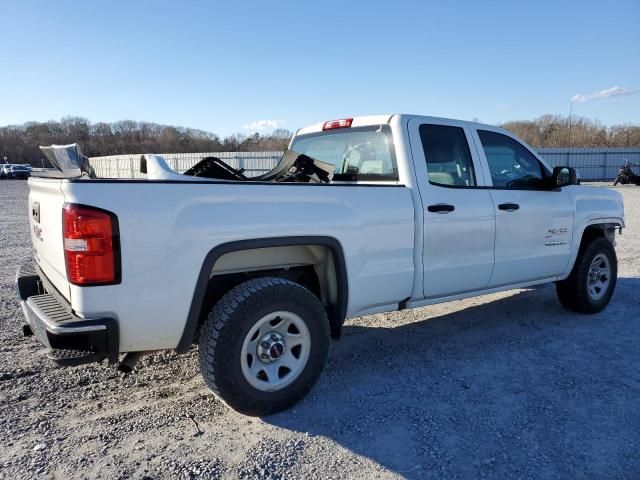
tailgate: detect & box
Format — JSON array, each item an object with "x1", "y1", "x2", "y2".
[{"x1": 28, "y1": 178, "x2": 70, "y2": 301}]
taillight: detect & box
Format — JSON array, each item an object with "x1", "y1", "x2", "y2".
[
  {"x1": 322, "y1": 118, "x2": 353, "y2": 130},
  {"x1": 62, "y1": 204, "x2": 120, "y2": 285}
]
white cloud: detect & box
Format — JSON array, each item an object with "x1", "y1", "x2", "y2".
[
  {"x1": 497, "y1": 103, "x2": 509, "y2": 110},
  {"x1": 242, "y1": 119, "x2": 285, "y2": 132},
  {"x1": 571, "y1": 86, "x2": 639, "y2": 103}
]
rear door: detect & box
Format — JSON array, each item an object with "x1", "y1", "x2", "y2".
[
  {"x1": 470, "y1": 128, "x2": 574, "y2": 286},
  {"x1": 408, "y1": 118, "x2": 495, "y2": 298}
]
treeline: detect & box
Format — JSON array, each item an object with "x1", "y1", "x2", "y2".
[
  {"x1": 501, "y1": 115, "x2": 640, "y2": 148},
  {"x1": 1, "y1": 115, "x2": 639, "y2": 166},
  {"x1": 0, "y1": 117, "x2": 292, "y2": 166}
]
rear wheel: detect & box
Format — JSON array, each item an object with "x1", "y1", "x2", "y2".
[
  {"x1": 198, "y1": 277, "x2": 330, "y2": 416},
  {"x1": 556, "y1": 237, "x2": 617, "y2": 314}
]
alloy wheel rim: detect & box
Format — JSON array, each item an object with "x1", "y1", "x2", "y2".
[{"x1": 240, "y1": 311, "x2": 310, "y2": 392}]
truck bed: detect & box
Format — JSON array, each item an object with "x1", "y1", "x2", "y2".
[{"x1": 27, "y1": 176, "x2": 416, "y2": 351}]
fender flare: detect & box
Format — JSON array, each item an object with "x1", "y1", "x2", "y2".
[
  {"x1": 176, "y1": 236, "x2": 349, "y2": 353},
  {"x1": 560, "y1": 217, "x2": 624, "y2": 279}
]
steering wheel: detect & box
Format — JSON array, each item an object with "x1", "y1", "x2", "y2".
[{"x1": 489, "y1": 164, "x2": 516, "y2": 182}]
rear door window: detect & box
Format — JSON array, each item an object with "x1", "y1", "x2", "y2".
[{"x1": 419, "y1": 124, "x2": 477, "y2": 187}]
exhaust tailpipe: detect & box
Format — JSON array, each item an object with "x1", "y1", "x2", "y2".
[{"x1": 118, "y1": 352, "x2": 147, "y2": 373}]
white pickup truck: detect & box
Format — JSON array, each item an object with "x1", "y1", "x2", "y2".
[{"x1": 17, "y1": 114, "x2": 624, "y2": 415}]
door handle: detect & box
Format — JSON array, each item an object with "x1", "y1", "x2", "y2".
[
  {"x1": 427, "y1": 204, "x2": 455, "y2": 213},
  {"x1": 498, "y1": 202, "x2": 520, "y2": 211}
]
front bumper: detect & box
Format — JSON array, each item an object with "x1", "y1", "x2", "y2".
[{"x1": 15, "y1": 263, "x2": 119, "y2": 365}]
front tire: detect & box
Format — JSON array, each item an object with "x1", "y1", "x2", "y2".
[
  {"x1": 198, "y1": 277, "x2": 330, "y2": 416},
  {"x1": 556, "y1": 237, "x2": 617, "y2": 314}
]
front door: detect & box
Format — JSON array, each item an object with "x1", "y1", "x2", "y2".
[
  {"x1": 470, "y1": 128, "x2": 574, "y2": 286},
  {"x1": 409, "y1": 118, "x2": 496, "y2": 298}
]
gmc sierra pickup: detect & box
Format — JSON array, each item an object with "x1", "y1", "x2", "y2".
[{"x1": 16, "y1": 114, "x2": 624, "y2": 415}]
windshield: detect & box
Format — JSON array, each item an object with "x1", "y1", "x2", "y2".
[{"x1": 290, "y1": 125, "x2": 398, "y2": 181}]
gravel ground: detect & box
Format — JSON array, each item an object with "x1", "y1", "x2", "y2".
[{"x1": 1, "y1": 179, "x2": 639, "y2": 480}]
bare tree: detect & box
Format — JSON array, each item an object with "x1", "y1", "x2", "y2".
[
  {"x1": 1, "y1": 116, "x2": 637, "y2": 166},
  {"x1": 502, "y1": 115, "x2": 640, "y2": 148}
]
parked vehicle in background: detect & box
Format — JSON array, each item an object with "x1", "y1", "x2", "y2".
[
  {"x1": 1, "y1": 164, "x2": 11, "y2": 178},
  {"x1": 16, "y1": 114, "x2": 625, "y2": 416},
  {"x1": 1, "y1": 164, "x2": 32, "y2": 179},
  {"x1": 7, "y1": 165, "x2": 31, "y2": 179},
  {"x1": 613, "y1": 159, "x2": 640, "y2": 186}
]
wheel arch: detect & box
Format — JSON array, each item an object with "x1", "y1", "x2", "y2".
[
  {"x1": 176, "y1": 236, "x2": 348, "y2": 353},
  {"x1": 560, "y1": 219, "x2": 623, "y2": 279}
]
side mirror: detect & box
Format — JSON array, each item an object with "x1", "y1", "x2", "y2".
[{"x1": 552, "y1": 166, "x2": 579, "y2": 187}]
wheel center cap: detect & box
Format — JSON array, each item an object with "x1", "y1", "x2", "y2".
[{"x1": 257, "y1": 332, "x2": 286, "y2": 364}]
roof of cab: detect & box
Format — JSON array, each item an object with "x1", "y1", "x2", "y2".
[
  {"x1": 295, "y1": 115, "x2": 394, "y2": 136},
  {"x1": 294, "y1": 114, "x2": 505, "y2": 136}
]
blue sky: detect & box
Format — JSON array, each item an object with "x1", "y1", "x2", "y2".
[{"x1": 2, "y1": 0, "x2": 638, "y2": 135}]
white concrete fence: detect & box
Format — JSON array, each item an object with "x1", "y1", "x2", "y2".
[
  {"x1": 88, "y1": 151, "x2": 282, "y2": 179},
  {"x1": 89, "y1": 148, "x2": 640, "y2": 181}
]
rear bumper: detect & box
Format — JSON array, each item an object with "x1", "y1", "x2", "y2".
[{"x1": 15, "y1": 262, "x2": 119, "y2": 364}]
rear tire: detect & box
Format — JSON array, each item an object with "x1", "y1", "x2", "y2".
[
  {"x1": 555, "y1": 237, "x2": 617, "y2": 314},
  {"x1": 198, "y1": 277, "x2": 330, "y2": 416}
]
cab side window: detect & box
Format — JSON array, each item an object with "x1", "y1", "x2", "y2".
[
  {"x1": 477, "y1": 130, "x2": 547, "y2": 188},
  {"x1": 419, "y1": 124, "x2": 476, "y2": 187}
]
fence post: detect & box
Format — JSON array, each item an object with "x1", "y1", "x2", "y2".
[{"x1": 602, "y1": 150, "x2": 608, "y2": 181}]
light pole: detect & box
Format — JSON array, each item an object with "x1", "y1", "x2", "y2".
[{"x1": 568, "y1": 100, "x2": 573, "y2": 150}]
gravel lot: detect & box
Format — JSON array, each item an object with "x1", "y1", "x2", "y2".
[{"x1": 1, "y1": 179, "x2": 639, "y2": 480}]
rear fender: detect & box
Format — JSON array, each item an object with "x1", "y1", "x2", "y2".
[{"x1": 175, "y1": 236, "x2": 348, "y2": 353}]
